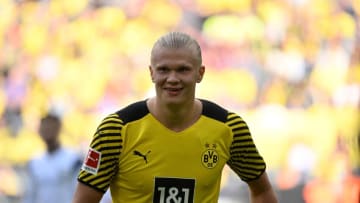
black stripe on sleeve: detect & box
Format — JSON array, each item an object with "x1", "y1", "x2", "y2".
[
  {"x1": 225, "y1": 112, "x2": 266, "y2": 182},
  {"x1": 78, "y1": 113, "x2": 123, "y2": 192}
]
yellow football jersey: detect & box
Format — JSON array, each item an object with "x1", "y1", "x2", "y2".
[{"x1": 78, "y1": 99, "x2": 266, "y2": 203}]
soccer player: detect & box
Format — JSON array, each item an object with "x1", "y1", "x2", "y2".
[{"x1": 72, "y1": 32, "x2": 278, "y2": 203}]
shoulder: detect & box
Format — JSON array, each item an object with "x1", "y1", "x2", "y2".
[
  {"x1": 55, "y1": 148, "x2": 82, "y2": 169},
  {"x1": 200, "y1": 99, "x2": 247, "y2": 125},
  {"x1": 200, "y1": 99, "x2": 228, "y2": 123},
  {"x1": 98, "y1": 100, "x2": 149, "y2": 126},
  {"x1": 59, "y1": 147, "x2": 81, "y2": 160},
  {"x1": 28, "y1": 152, "x2": 46, "y2": 165},
  {"x1": 115, "y1": 100, "x2": 149, "y2": 124}
]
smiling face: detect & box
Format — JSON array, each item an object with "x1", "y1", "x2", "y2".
[{"x1": 150, "y1": 46, "x2": 205, "y2": 106}]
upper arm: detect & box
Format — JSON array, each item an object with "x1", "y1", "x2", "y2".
[
  {"x1": 225, "y1": 113, "x2": 266, "y2": 181},
  {"x1": 225, "y1": 113, "x2": 277, "y2": 202},
  {"x1": 247, "y1": 172, "x2": 278, "y2": 203},
  {"x1": 247, "y1": 172, "x2": 273, "y2": 195},
  {"x1": 75, "y1": 113, "x2": 123, "y2": 202},
  {"x1": 78, "y1": 113, "x2": 123, "y2": 192},
  {"x1": 72, "y1": 182, "x2": 104, "y2": 203}
]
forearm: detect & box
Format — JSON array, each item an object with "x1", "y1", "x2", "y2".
[{"x1": 250, "y1": 187, "x2": 278, "y2": 203}]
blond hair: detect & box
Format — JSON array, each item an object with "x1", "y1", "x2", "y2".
[{"x1": 151, "y1": 32, "x2": 202, "y2": 65}]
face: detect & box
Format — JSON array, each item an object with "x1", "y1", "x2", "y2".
[
  {"x1": 39, "y1": 118, "x2": 61, "y2": 147},
  {"x1": 150, "y1": 47, "x2": 205, "y2": 106}
]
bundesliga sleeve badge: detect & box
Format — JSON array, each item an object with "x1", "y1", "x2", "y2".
[{"x1": 82, "y1": 148, "x2": 101, "y2": 175}]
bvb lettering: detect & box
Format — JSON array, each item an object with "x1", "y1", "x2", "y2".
[{"x1": 201, "y1": 149, "x2": 219, "y2": 169}]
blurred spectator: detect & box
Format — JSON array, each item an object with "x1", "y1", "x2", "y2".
[
  {"x1": 2, "y1": 58, "x2": 29, "y2": 137},
  {"x1": 21, "y1": 113, "x2": 82, "y2": 203}
]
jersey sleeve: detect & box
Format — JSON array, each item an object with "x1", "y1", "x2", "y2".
[
  {"x1": 225, "y1": 112, "x2": 266, "y2": 182},
  {"x1": 78, "y1": 113, "x2": 123, "y2": 193}
]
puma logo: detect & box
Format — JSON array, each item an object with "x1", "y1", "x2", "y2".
[{"x1": 133, "y1": 150, "x2": 151, "y2": 164}]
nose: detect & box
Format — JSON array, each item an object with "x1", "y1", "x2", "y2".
[{"x1": 166, "y1": 71, "x2": 180, "y2": 83}]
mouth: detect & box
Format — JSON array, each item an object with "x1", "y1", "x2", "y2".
[{"x1": 164, "y1": 87, "x2": 183, "y2": 96}]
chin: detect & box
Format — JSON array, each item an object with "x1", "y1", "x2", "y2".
[{"x1": 162, "y1": 96, "x2": 188, "y2": 106}]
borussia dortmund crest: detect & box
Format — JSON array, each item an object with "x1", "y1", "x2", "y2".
[{"x1": 201, "y1": 143, "x2": 219, "y2": 169}]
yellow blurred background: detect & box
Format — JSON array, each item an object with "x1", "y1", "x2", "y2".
[{"x1": 0, "y1": 0, "x2": 359, "y2": 202}]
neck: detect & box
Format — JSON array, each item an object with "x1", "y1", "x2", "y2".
[
  {"x1": 148, "y1": 98, "x2": 202, "y2": 132},
  {"x1": 47, "y1": 142, "x2": 61, "y2": 154}
]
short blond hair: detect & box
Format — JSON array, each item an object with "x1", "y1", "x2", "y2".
[{"x1": 151, "y1": 32, "x2": 202, "y2": 66}]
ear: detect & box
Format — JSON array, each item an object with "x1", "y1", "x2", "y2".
[
  {"x1": 197, "y1": 65, "x2": 205, "y2": 83},
  {"x1": 149, "y1": 65, "x2": 154, "y2": 82}
]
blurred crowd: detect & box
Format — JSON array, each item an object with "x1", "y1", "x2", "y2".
[{"x1": 0, "y1": 0, "x2": 359, "y2": 202}]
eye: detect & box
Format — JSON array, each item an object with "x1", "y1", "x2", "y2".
[
  {"x1": 157, "y1": 67, "x2": 169, "y2": 73},
  {"x1": 178, "y1": 66, "x2": 190, "y2": 73}
]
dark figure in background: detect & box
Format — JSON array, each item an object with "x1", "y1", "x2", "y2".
[{"x1": 22, "y1": 113, "x2": 82, "y2": 203}]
